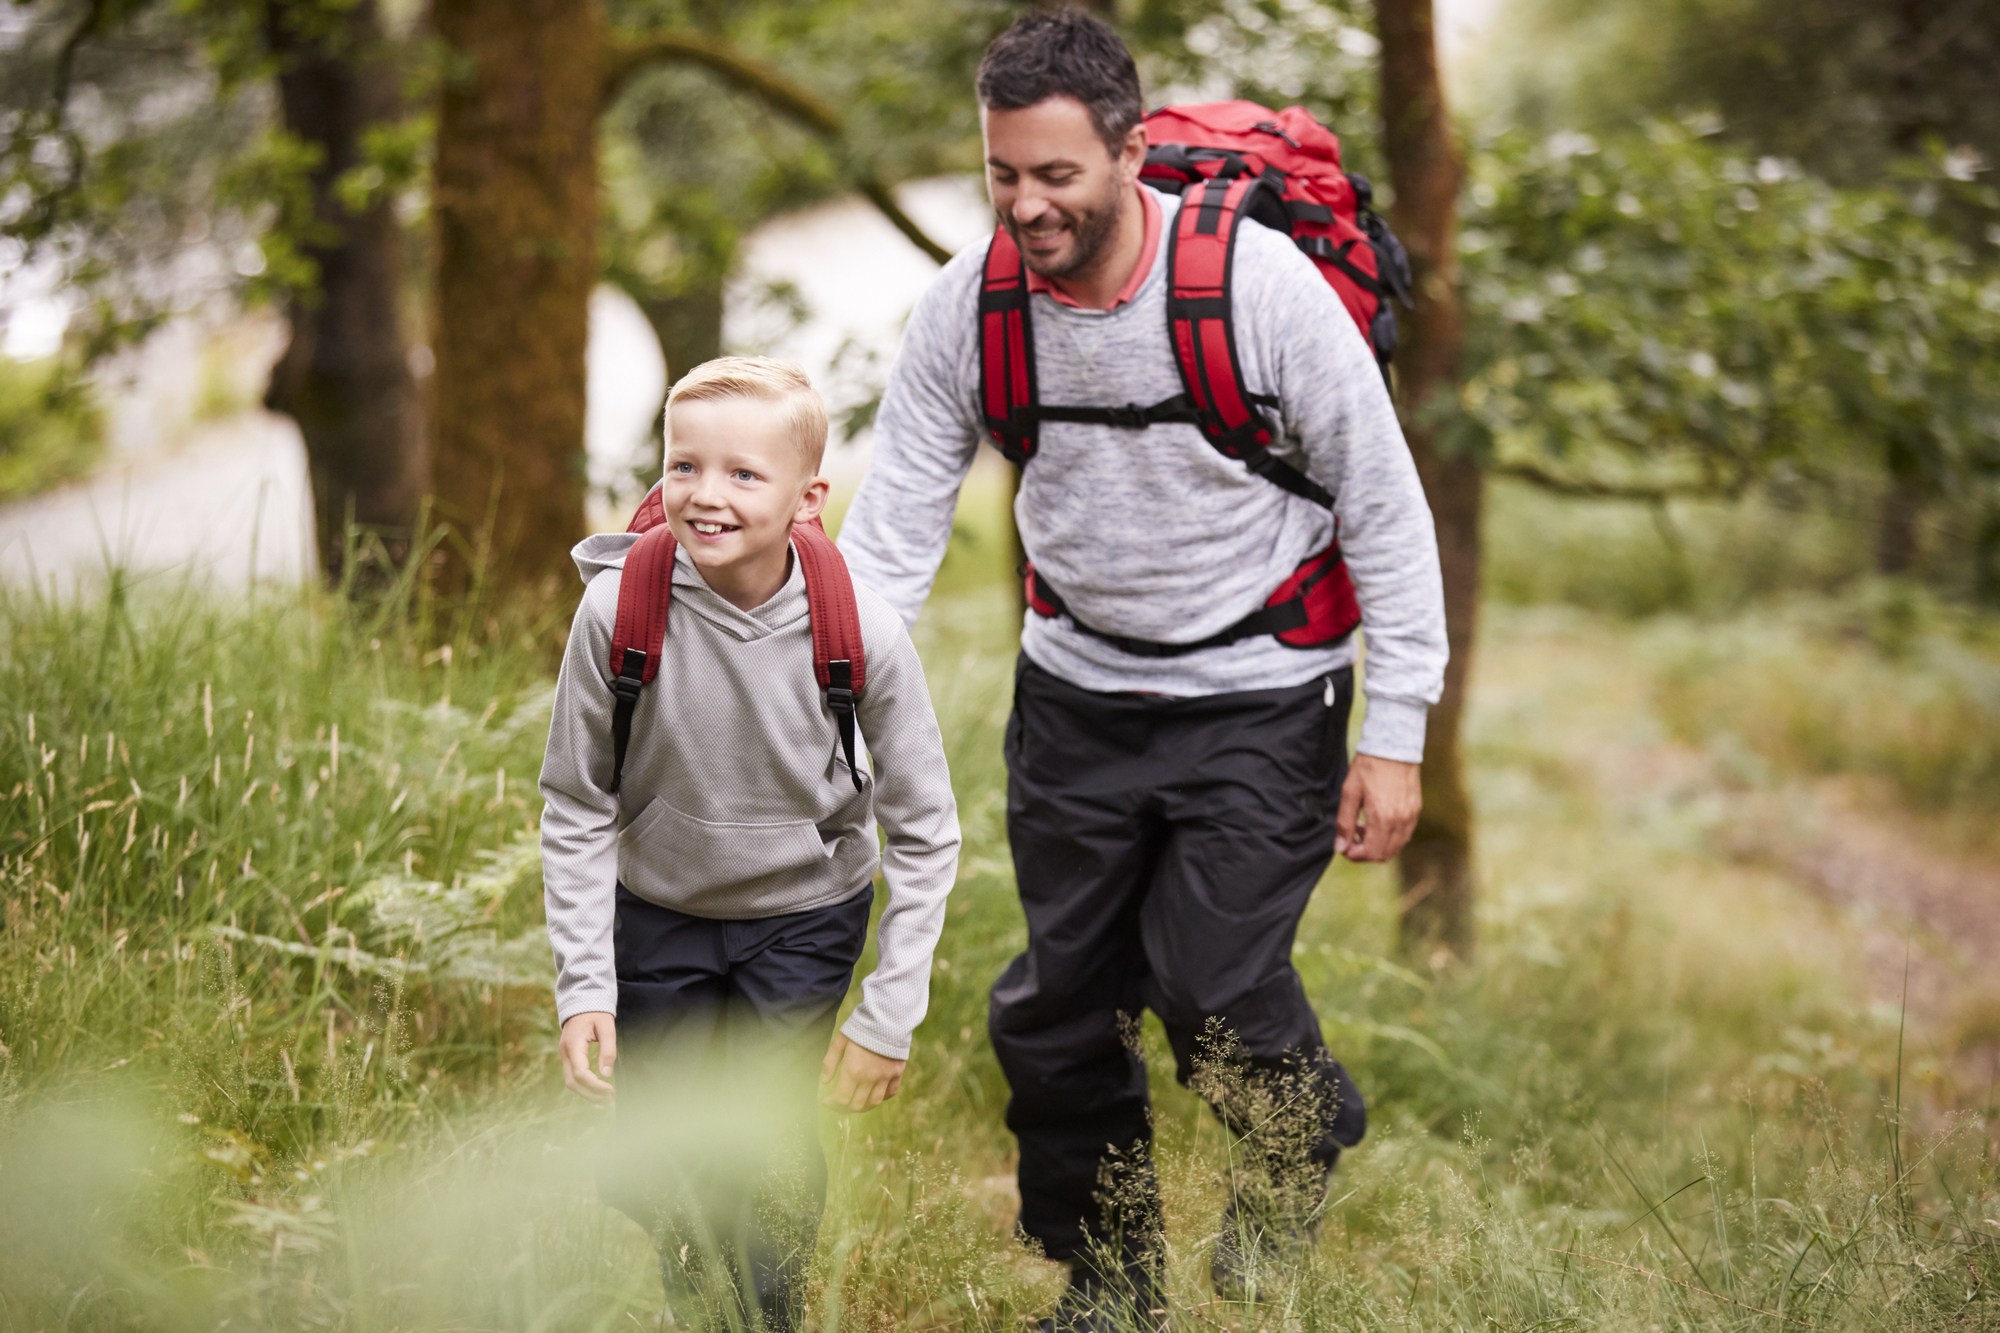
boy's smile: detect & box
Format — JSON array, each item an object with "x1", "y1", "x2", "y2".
[{"x1": 660, "y1": 394, "x2": 830, "y2": 613}]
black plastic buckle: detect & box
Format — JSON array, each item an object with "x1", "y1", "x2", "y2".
[
  {"x1": 825, "y1": 687, "x2": 855, "y2": 715},
  {"x1": 1253, "y1": 120, "x2": 1302, "y2": 148},
  {"x1": 612, "y1": 647, "x2": 647, "y2": 700},
  {"x1": 1106, "y1": 403, "x2": 1150, "y2": 429}
]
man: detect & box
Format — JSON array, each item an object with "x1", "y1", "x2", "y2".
[{"x1": 838, "y1": 11, "x2": 1446, "y2": 1328}]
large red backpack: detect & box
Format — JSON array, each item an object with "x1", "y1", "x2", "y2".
[
  {"x1": 978, "y1": 100, "x2": 1413, "y2": 659},
  {"x1": 606, "y1": 485, "x2": 866, "y2": 793}
]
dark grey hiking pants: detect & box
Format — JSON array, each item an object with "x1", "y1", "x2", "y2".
[
  {"x1": 990, "y1": 658, "x2": 1368, "y2": 1263},
  {"x1": 606, "y1": 884, "x2": 872, "y2": 1328}
]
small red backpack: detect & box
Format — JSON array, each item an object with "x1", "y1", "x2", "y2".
[
  {"x1": 978, "y1": 99, "x2": 1413, "y2": 659},
  {"x1": 605, "y1": 485, "x2": 866, "y2": 793}
]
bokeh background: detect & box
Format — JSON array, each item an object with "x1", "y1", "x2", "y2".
[{"x1": 2, "y1": 1, "x2": 1997, "y2": 1327}]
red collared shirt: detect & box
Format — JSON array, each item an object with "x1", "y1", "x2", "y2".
[{"x1": 1024, "y1": 186, "x2": 1163, "y2": 313}]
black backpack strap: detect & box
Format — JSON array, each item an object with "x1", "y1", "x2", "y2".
[
  {"x1": 1165, "y1": 176, "x2": 1335, "y2": 512},
  {"x1": 1024, "y1": 556, "x2": 1347, "y2": 658}
]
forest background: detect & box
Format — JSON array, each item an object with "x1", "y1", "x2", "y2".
[{"x1": 2, "y1": 0, "x2": 1999, "y2": 1327}]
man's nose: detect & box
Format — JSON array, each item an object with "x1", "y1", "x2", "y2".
[{"x1": 1011, "y1": 189, "x2": 1052, "y2": 226}]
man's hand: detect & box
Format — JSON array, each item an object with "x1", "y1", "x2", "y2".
[
  {"x1": 559, "y1": 1011, "x2": 618, "y2": 1104},
  {"x1": 1336, "y1": 754, "x2": 1423, "y2": 862},
  {"x1": 818, "y1": 1032, "x2": 906, "y2": 1113}
]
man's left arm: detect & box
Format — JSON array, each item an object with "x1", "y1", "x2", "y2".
[{"x1": 1263, "y1": 252, "x2": 1448, "y2": 859}]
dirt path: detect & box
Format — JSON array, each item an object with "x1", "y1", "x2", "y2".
[
  {"x1": 1485, "y1": 607, "x2": 2000, "y2": 1121},
  {"x1": 1725, "y1": 781, "x2": 2000, "y2": 1112}
]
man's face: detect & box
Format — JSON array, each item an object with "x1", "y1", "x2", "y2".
[
  {"x1": 660, "y1": 396, "x2": 824, "y2": 588},
  {"x1": 982, "y1": 95, "x2": 1145, "y2": 280}
]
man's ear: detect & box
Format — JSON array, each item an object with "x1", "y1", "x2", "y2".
[
  {"x1": 793, "y1": 474, "x2": 832, "y2": 526},
  {"x1": 1119, "y1": 122, "x2": 1148, "y2": 183}
]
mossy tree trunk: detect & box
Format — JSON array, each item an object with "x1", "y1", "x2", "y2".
[
  {"x1": 1377, "y1": 0, "x2": 1478, "y2": 960},
  {"x1": 428, "y1": 0, "x2": 603, "y2": 599},
  {"x1": 262, "y1": 0, "x2": 425, "y2": 585}
]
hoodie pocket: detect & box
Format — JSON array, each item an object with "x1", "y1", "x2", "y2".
[{"x1": 619, "y1": 798, "x2": 837, "y2": 913}]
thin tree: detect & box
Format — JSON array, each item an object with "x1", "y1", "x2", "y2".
[
  {"x1": 1377, "y1": 0, "x2": 1477, "y2": 958},
  {"x1": 262, "y1": 0, "x2": 425, "y2": 584}
]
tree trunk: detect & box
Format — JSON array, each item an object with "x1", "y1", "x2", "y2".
[
  {"x1": 1876, "y1": 435, "x2": 1925, "y2": 575},
  {"x1": 640, "y1": 275, "x2": 726, "y2": 389},
  {"x1": 428, "y1": 0, "x2": 602, "y2": 599},
  {"x1": 1377, "y1": 0, "x2": 1478, "y2": 960},
  {"x1": 1876, "y1": 0, "x2": 1933, "y2": 576},
  {"x1": 625, "y1": 270, "x2": 725, "y2": 490},
  {"x1": 262, "y1": 0, "x2": 424, "y2": 586}
]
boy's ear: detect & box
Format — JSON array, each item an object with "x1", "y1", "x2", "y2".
[{"x1": 793, "y1": 474, "x2": 832, "y2": 526}]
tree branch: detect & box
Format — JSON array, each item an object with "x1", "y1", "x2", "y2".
[
  {"x1": 1491, "y1": 457, "x2": 1752, "y2": 503},
  {"x1": 51, "y1": 0, "x2": 108, "y2": 112},
  {"x1": 603, "y1": 28, "x2": 953, "y2": 265}
]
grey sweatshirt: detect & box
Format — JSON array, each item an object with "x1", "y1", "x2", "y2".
[
  {"x1": 538, "y1": 535, "x2": 961, "y2": 1060},
  {"x1": 838, "y1": 186, "x2": 1446, "y2": 762}
]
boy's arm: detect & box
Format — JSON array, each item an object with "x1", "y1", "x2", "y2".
[
  {"x1": 835, "y1": 256, "x2": 985, "y2": 628},
  {"x1": 839, "y1": 597, "x2": 962, "y2": 1062},
  {"x1": 538, "y1": 578, "x2": 625, "y2": 1029}
]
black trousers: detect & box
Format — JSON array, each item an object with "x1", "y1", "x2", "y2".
[
  {"x1": 990, "y1": 658, "x2": 1367, "y2": 1263},
  {"x1": 607, "y1": 884, "x2": 872, "y2": 1327}
]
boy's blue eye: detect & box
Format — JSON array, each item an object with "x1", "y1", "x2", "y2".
[{"x1": 734, "y1": 470, "x2": 758, "y2": 482}]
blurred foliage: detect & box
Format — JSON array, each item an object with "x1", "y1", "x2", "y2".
[
  {"x1": 1457, "y1": 118, "x2": 2000, "y2": 598},
  {"x1": 0, "y1": 0, "x2": 431, "y2": 358},
  {"x1": 1487, "y1": 0, "x2": 2000, "y2": 188},
  {"x1": 0, "y1": 355, "x2": 103, "y2": 500}
]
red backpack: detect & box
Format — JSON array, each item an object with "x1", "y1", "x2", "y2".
[
  {"x1": 606, "y1": 485, "x2": 867, "y2": 793},
  {"x1": 978, "y1": 100, "x2": 1413, "y2": 658}
]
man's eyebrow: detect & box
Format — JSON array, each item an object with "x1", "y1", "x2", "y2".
[{"x1": 986, "y1": 156, "x2": 1084, "y2": 173}]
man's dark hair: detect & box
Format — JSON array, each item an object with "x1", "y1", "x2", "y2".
[{"x1": 976, "y1": 10, "x2": 1143, "y2": 156}]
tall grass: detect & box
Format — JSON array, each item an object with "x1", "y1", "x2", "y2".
[{"x1": 1, "y1": 562, "x2": 1996, "y2": 1328}]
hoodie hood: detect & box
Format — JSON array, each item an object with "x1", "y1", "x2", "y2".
[
  {"x1": 570, "y1": 532, "x2": 639, "y2": 583},
  {"x1": 568, "y1": 531, "x2": 809, "y2": 636}
]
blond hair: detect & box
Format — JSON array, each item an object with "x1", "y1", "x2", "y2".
[{"x1": 664, "y1": 356, "x2": 829, "y2": 472}]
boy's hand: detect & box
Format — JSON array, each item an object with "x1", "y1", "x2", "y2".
[
  {"x1": 559, "y1": 1011, "x2": 618, "y2": 1103},
  {"x1": 819, "y1": 1032, "x2": 905, "y2": 1113}
]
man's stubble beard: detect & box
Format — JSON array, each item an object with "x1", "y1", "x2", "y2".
[{"x1": 1005, "y1": 173, "x2": 1127, "y2": 282}]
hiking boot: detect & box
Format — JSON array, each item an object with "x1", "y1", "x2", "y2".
[
  {"x1": 1209, "y1": 1170, "x2": 1333, "y2": 1302},
  {"x1": 1036, "y1": 1255, "x2": 1164, "y2": 1333}
]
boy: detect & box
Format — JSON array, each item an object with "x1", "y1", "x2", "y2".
[{"x1": 538, "y1": 357, "x2": 961, "y2": 1329}]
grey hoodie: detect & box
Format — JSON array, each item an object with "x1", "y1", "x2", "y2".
[{"x1": 538, "y1": 533, "x2": 961, "y2": 1060}]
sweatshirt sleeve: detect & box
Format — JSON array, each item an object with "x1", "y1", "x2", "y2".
[
  {"x1": 537, "y1": 576, "x2": 624, "y2": 1025},
  {"x1": 837, "y1": 595, "x2": 962, "y2": 1060},
  {"x1": 835, "y1": 254, "x2": 986, "y2": 628},
  {"x1": 1256, "y1": 237, "x2": 1448, "y2": 762}
]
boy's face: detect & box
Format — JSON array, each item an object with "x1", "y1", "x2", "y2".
[{"x1": 660, "y1": 396, "x2": 828, "y2": 593}]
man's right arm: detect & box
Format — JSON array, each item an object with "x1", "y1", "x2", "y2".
[{"x1": 836, "y1": 256, "x2": 986, "y2": 627}]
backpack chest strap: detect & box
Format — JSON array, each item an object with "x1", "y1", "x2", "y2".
[{"x1": 975, "y1": 182, "x2": 1334, "y2": 513}]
